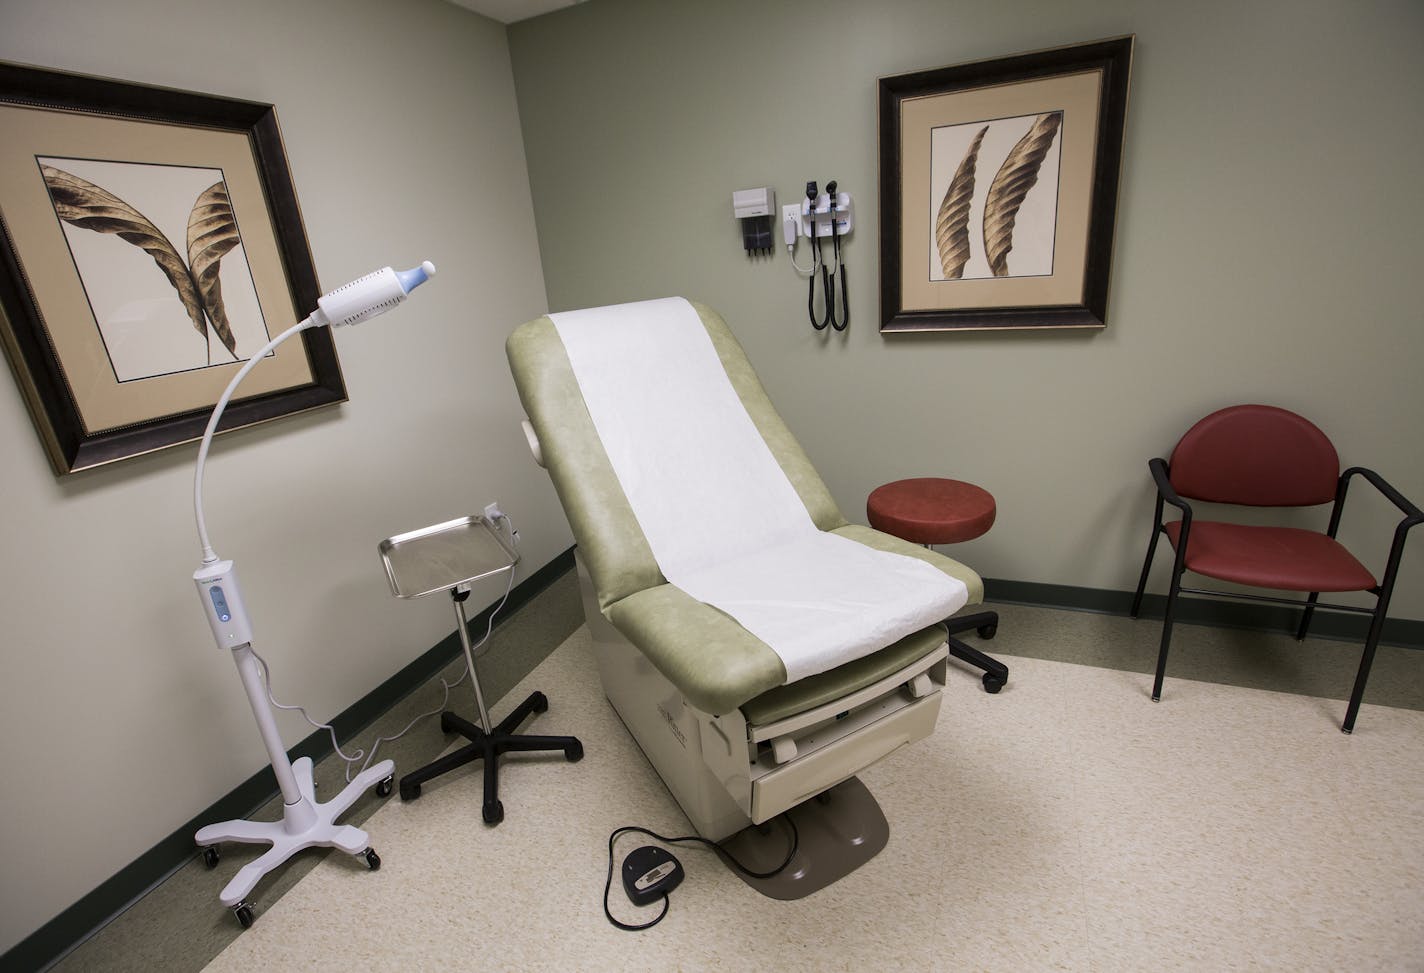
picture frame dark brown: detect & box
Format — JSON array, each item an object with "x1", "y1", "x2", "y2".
[
  {"x1": 0, "y1": 60, "x2": 344, "y2": 475},
  {"x1": 878, "y1": 36, "x2": 1134, "y2": 332}
]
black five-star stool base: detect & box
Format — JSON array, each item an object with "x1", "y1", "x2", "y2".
[{"x1": 399, "y1": 691, "x2": 583, "y2": 824}]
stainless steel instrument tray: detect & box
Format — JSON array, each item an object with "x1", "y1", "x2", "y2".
[{"x1": 378, "y1": 515, "x2": 519, "y2": 599}]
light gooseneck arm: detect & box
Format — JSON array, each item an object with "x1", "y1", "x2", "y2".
[
  {"x1": 192, "y1": 261, "x2": 435, "y2": 565},
  {"x1": 194, "y1": 318, "x2": 314, "y2": 564}
]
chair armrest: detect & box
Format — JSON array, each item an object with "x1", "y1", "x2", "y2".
[
  {"x1": 1343, "y1": 467, "x2": 1424, "y2": 527},
  {"x1": 1149, "y1": 457, "x2": 1193, "y2": 520},
  {"x1": 1336, "y1": 467, "x2": 1421, "y2": 600}
]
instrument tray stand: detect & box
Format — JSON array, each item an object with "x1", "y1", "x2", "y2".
[{"x1": 378, "y1": 515, "x2": 583, "y2": 824}]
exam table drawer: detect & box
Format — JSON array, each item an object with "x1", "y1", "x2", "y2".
[{"x1": 750, "y1": 692, "x2": 941, "y2": 822}]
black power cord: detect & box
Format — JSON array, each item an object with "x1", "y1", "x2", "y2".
[
  {"x1": 825, "y1": 180, "x2": 849, "y2": 332},
  {"x1": 807, "y1": 181, "x2": 832, "y2": 332},
  {"x1": 603, "y1": 818, "x2": 800, "y2": 931},
  {"x1": 807, "y1": 180, "x2": 850, "y2": 332}
]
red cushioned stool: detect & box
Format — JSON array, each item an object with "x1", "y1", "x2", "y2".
[{"x1": 867, "y1": 477, "x2": 1007, "y2": 693}]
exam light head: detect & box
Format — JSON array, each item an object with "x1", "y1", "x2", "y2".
[{"x1": 309, "y1": 260, "x2": 436, "y2": 329}]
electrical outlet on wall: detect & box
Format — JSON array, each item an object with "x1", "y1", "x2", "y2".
[{"x1": 781, "y1": 203, "x2": 803, "y2": 239}]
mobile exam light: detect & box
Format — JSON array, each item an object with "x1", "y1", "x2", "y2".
[{"x1": 190, "y1": 261, "x2": 435, "y2": 928}]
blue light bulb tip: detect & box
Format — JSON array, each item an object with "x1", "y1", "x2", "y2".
[{"x1": 396, "y1": 260, "x2": 436, "y2": 294}]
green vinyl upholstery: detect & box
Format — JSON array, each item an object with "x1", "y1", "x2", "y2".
[{"x1": 507, "y1": 301, "x2": 982, "y2": 717}]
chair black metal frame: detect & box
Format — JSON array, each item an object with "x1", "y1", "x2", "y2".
[{"x1": 1132, "y1": 456, "x2": 1421, "y2": 734}]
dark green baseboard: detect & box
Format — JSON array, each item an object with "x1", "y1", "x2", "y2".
[
  {"x1": 983, "y1": 577, "x2": 1424, "y2": 650},
  {"x1": 5, "y1": 547, "x2": 575, "y2": 973}
]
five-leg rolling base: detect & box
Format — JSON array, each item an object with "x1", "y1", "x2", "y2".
[
  {"x1": 946, "y1": 610, "x2": 1007, "y2": 693},
  {"x1": 195, "y1": 755, "x2": 394, "y2": 913},
  {"x1": 398, "y1": 690, "x2": 583, "y2": 824}
]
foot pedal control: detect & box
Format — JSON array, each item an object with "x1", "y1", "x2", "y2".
[{"x1": 621, "y1": 845, "x2": 684, "y2": 906}]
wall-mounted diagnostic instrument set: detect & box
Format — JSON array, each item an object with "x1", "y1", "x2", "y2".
[{"x1": 732, "y1": 181, "x2": 853, "y2": 331}]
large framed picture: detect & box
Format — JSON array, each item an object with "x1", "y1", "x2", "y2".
[
  {"x1": 878, "y1": 36, "x2": 1134, "y2": 332},
  {"x1": 0, "y1": 61, "x2": 343, "y2": 475}
]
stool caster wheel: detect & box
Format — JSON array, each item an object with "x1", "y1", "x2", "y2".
[
  {"x1": 483, "y1": 800, "x2": 504, "y2": 825},
  {"x1": 202, "y1": 845, "x2": 220, "y2": 869},
  {"x1": 375, "y1": 776, "x2": 394, "y2": 798},
  {"x1": 977, "y1": 622, "x2": 998, "y2": 640},
  {"x1": 439, "y1": 711, "x2": 457, "y2": 734},
  {"x1": 233, "y1": 901, "x2": 255, "y2": 929},
  {"x1": 531, "y1": 691, "x2": 549, "y2": 714},
  {"x1": 565, "y1": 740, "x2": 584, "y2": 761},
  {"x1": 982, "y1": 672, "x2": 1005, "y2": 694},
  {"x1": 361, "y1": 847, "x2": 381, "y2": 871},
  {"x1": 399, "y1": 779, "x2": 421, "y2": 802}
]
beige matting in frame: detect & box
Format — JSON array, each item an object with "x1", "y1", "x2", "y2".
[
  {"x1": 0, "y1": 61, "x2": 344, "y2": 474},
  {"x1": 0, "y1": 105, "x2": 312, "y2": 430},
  {"x1": 878, "y1": 36, "x2": 1134, "y2": 332}
]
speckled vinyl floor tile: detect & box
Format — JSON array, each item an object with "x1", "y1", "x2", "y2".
[{"x1": 203, "y1": 629, "x2": 1424, "y2": 972}]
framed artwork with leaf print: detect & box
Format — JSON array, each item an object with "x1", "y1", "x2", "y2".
[
  {"x1": 878, "y1": 37, "x2": 1134, "y2": 332},
  {"x1": 0, "y1": 61, "x2": 343, "y2": 475}
]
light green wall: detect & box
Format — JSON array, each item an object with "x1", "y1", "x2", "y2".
[
  {"x1": 508, "y1": 0, "x2": 1423, "y2": 618},
  {"x1": 0, "y1": 0, "x2": 565, "y2": 953},
  {"x1": 2, "y1": 0, "x2": 1421, "y2": 956}
]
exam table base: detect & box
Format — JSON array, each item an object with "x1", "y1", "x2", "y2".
[
  {"x1": 577, "y1": 553, "x2": 941, "y2": 895},
  {"x1": 717, "y1": 775, "x2": 889, "y2": 900},
  {"x1": 397, "y1": 692, "x2": 583, "y2": 824}
]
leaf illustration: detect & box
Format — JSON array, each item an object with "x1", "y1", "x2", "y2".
[
  {"x1": 935, "y1": 124, "x2": 988, "y2": 279},
  {"x1": 186, "y1": 182, "x2": 240, "y2": 356},
  {"x1": 982, "y1": 112, "x2": 1062, "y2": 278},
  {"x1": 41, "y1": 165, "x2": 209, "y2": 342}
]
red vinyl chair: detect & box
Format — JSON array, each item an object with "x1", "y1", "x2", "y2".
[{"x1": 1130, "y1": 404, "x2": 1421, "y2": 733}]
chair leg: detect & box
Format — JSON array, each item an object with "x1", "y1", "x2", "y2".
[
  {"x1": 1296, "y1": 594, "x2": 1319, "y2": 641},
  {"x1": 1152, "y1": 566, "x2": 1184, "y2": 703},
  {"x1": 1130, "y1": 526, "x2": 1162, "y2": 619},
  {"x1": 1341, "y1": 605, "x2": 1389, "y2": 734}
]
